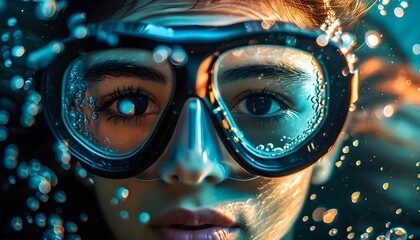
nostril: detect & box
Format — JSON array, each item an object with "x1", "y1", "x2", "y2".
[{"x1": 204, "y1": 175, "x2": 220, "y2": 184}]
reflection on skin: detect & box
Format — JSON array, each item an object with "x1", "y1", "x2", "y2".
[{"x1": 91, "y1": 4, "x2": 334, "y2": 240}]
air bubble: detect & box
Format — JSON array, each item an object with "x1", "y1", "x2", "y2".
[
  {"x1": 11, "y1": 45, "x2": 26, "y2": 57},
  {"x1": 351, "y1": 191, "x2": 360, "y2": 203},
  {"x1": 0, "y1": 126, "x2": 8, "y2": 141},
  {"x1": 35, "y1": 213, "x2": 47, "y2": 227},
  {"x1": 11, "y1": 216, "x2": 23, "y2": 231},
  {"x1": 7, "y1": 17, "x2": 17, "y2": 27},
  {"x1": 4, "y1": 59, "x2": 12, "y2": 67},
  {"x1": 72, "y1": 25, "x2": 88, "y2": 39},
  {"x1": 65, "y1": 221, "x2": 78, "y2": 233},
  {"x1": 329, "y1": 228, "x2": 338, "y2": 236},
  {"x1": 153, "y1": 45, "x2": 171, "y2": 63},
  {"x1": 394, "y1": 7, "x2": 404, "y2": 18},
  {"x1": 377, "y1": 235, "x2": 386, "y2": 240},
  {"x1": 116, "y1": 187, "x2": 129, "y2": 200},
  {"x1": 400, "y1": 1, "x2": 409, "y2": 8},
  {"x1": 322, "y1": 208, "x2": 338, "y2": 224},
  {"x1": 26, "y1": 196, "x2": 40, "y2": 211},
  {"x1": 3, "y1": 144, "x2": 19, "y2": 169},
  {"x1": 365, "y1": 30, "x2": 382, "y2": 49},
  {"x1": 383, "y1": 182, "x2": 390, "y2": 190},
  {"x1": 395, "y1": 208, "x2": 402, "y2": 215},
  {"x1": 9, "y1": 175, "x2": 16, "y2": 184},
  {"x1": 36, "y1": 0, "x2": 57, "y2": 20},
  {"x1": 119, "y1": 210, "x2": 129, "y2": 220},
  {"x1": 413, "y1": 44, "x2": 420, "y2": 55},
  {"x1": 170, "y1": 46, "x2": 188, "y2": 66},
  {"x1": 79, "y1": 213, "x2": 88, "y2": 222},
  {"x1": 138, "y1": 212, "x2": 150, "y2": 224},
  {"x1": 54, "y1": 190, "x2": 67, "y2": 203},
  {"x1": 385, "y1": 227, "x2": 408, "y2": 240}
]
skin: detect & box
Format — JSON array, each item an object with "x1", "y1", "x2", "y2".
[{"x1": 91, "y1": 2, "x2": 334, "y2": 240}]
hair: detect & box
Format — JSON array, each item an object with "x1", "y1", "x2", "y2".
[{"x1": 86, "y1": 0, "x2": 375, "y2": 29}]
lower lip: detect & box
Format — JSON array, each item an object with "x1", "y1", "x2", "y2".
[{"x1": 152, "y1": 226, "x2": 239, "y2": 240}]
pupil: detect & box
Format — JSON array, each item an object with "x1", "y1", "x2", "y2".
[
  {"x1": 246, "y1": 96, "x2": 271, "y2": 115},
  {"x1": 117, "y1": 95, "x2": 148, "y2": 116}
]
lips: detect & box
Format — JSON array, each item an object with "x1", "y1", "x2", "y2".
[{"x1": 150, "y1": 209, "x2": 239, "y2": 240}]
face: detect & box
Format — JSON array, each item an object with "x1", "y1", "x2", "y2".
[{"x1": 90, "y1": 2, "x2": 326, "y2": 240}]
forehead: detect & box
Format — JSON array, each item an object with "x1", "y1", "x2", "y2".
[{"x1": 109, "y1": 0, "x2": 303, "y2": 26}]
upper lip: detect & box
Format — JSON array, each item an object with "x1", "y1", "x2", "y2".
[{"x1": 150, "y1": 208, "x2": 237, "y2": 228}]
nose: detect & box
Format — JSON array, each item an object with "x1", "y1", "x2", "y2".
[{"x1": 159, "y1": 98, "x2": 227, "y2": 185}]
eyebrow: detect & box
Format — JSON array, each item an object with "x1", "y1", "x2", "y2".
[
  {"x1": 84, "y1": 59, "x2": 167, "y2": 85},
  {"x1": 219, "y1": 64, "x2": 310, "y2": 87}
]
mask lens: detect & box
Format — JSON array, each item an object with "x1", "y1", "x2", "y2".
[
  {"x1": 62, "y1": 48, "x2": 173, "y2": 156},
  {"x1": 213, "y1": 45, "x2": 326, "y2": 158}
]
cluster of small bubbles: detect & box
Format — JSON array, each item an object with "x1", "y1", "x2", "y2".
[
  {"x1": 20, "y1": 159, "x2": 58, "y2": 197},
  {"x1": 26, "y1": 196, "x2": 40, "y2": 211},
  {"x1": 329, "y1": 228, "x2": 338, "y2": 236},
  {"x1": 385, "y1": 227, "x2": 408, "y2": 240},
  {"x1": 20, "y1": 91, "x2": 42, "y2": 127},
  {"x1": 119, "y1": 210, "x2": 129, "y2": 220},
  {"x1": 54, "y1": 190, "x2": 67, "y2": 203},
  {"x1": 377, "y1": 0, "x2": 409, "y2": 17},
  {"x1": 53, "y1": 140, "x2": 71, "y2": 169},
  {"x1": 138, "y1": 212, "x2": 150, "y2": 224},
  {"x1": 11, "y1": 216, "x2": 23, "y2": 231},
  {"x1": 3, "y1": 144, "x2": 19, "y2": 169},
  {"x1": 256, "y1": 143, "x2": 283, "y2": 152}
]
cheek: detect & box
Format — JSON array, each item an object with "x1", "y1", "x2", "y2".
[{"x1": 247, "y1": 169, "x2": 313, "y2": 239}]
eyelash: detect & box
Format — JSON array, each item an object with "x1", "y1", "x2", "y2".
[{"x1": 96, "y1": 85, "x2": 148, "y2": 124}]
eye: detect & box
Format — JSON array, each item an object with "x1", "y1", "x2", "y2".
[
  {"x1": 233, "y1": 92, "x2": 288, "y2": 117},
  {"x1": 114, "y1": 95, "x2": 149, "y2": 116},
  {"x1": 109, "y1": 93, "x2": 159, "y2": 117}
]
